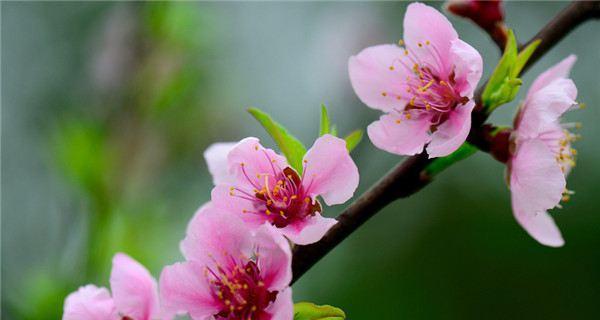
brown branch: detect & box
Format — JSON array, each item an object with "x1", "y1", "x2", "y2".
[{"x1": 291, "y1": 1, "x2": 599, "y2": 284}]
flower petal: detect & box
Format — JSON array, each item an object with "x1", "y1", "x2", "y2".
[
  {"x1": 180, "y1": 203, "x2": 253, "y2": 267},
  {"x1": 227, "y1": 137, "x2": 288, "y2": 191},
  {"x1": 368, "y1": 112, "x2": 432, "y2": 156},
  {"x1": 264, "y1": 288, "x2": 293, "y2": 320},
  {"x1": 210, "y1": 185, "x2": 268, "y2": 226},
  {"x1": 159, "y1": 261, "x2": 219, "y2": 320},
  {"x1": 510, "y1": 139, "x2": 566, "y2": 217},
  {"x1": 204, "y1": 142, "x2": 238, "y2": 185},
  {"x1": 449, "y1": 39, "x2": 483, "y2": 98},
  {"x1": 403, "y1": 2, "x2": 458, "y2": 71},
  {"x1": 348, "y1": 44, "x2": 412, "y2": 112},
  {"x1": 254, "y1": 224, "x2": 292, "y2": 291},
  {"x1": 62, "y1": 285, "x2": 116, "y2": 320},
  {"x1": 513, "y1": 209, "x2": 564, "y2": 247},
  {"x1": 109, "y1": 253, "x2": 160, "y2": 320},
  {"x1": 527, "y1": 54, "x2": 577, "y2": 99},
  {"x1": 427, "y1": 100, "x2": 475, "y2": 158},
  {"x1": 302, "y1": 134, "x2": 359, "y2": 205},
  {"x1": 516, "y1": 78, "x2": 577, "y2": 139},
  {"x1": 280, "y1": 213, "x2": 337, "y2": 246}
]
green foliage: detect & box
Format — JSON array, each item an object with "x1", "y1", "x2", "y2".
[
  {"x1": 344, "y1": 129, "x2": 364, "y2": 152},
  {"x1": 294, "y1": 302, "x2": 346, "y2": 320},
  {"x1": 320, "y1": 104, "x2": 332, "y2": 136},
  {"x1": 481, "y1": 30, "x2": 541, "y2": 113},
  {"x1": 248, "y1": 107, "x2": 308, "y2": 173},
  {"x1": 12, "y1": 271, "x2": 70, "y2": 320},
  {"x1": 320, "y1": 104, "x2": 362, "y2": 152},
  {"x1": 52, "y1": 119, "x2": 116, "y2": 213},
  {"x1": 424, "y1": 143, "x2": 478, "y2": 177}
]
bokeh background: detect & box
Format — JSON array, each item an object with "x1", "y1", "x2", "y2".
[{"x1": 2, "y1": 1, "x2": 599, "y2": 319}]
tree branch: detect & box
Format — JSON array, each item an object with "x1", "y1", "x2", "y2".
[{"x1": 291, "y1": 1, "x2": 599, "y2": 284}]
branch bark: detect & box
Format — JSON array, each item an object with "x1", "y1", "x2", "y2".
[{"x1": 291, "y1": 1, "x2": 599, "y2": 284}]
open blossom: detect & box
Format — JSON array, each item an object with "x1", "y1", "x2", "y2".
[
  {"x1": 205, "y1": 134, "x2": 359, "y2": 245},
  {"x1": 63, "y1": 253, "x2": 162, "y2": 320},
  {"x1": 159, "y1": 204, "x2": 293, "y2": 320},
  {"x1": 508, "y1": 55, "x2": 579, "y2": 247},
  {"x1": 349, "y1": 2, "x2": 483, "y2": 158}
]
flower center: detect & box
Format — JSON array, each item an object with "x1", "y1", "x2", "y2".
[
  {"x1": 386, "y1": 40, "x2": 468, "y2": 126},
  {"x1": 230, "y1": 152, "x2": 321, "y2": 228},
  {"x1": 206, "y1": 259, "x2": 277, "y2": 320}
]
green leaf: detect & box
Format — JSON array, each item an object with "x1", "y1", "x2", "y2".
[
  {"x1": 424, "y1": 142, "x2": 478, "y2": 177},
  {"x1": 320, "y1": 104, "x2": 331, "y2": 136},
  {"x1": 481, "y1": 30, "x2": 540, "y2": 113},
  {"x1": 330, "y1": 125, "x2": 338, "y2": 137},
  {"x1": 248, "y1": 107, "x2": 307, "y2": 173},
  {"x1": 514, "y1": 39, "x2": 541, "y2": 76},
  {"x1": 344, "y1": 129, "x2": 363, "y2": 152},
  {"x1": 294, "y1": 302, "x2": 346, "y2": 320}
]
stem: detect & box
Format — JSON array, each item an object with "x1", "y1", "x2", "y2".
[{"x1": 291, "y1": 1, "x2": 599, "y2": 284}]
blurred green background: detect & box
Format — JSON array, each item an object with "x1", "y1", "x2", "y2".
[{"x1": 2, "y1": 2, "x2": 599, "y2": 319}]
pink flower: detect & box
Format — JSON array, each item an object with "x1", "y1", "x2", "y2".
[
  {"x1": 205, "y1": 134, "x2": 359, "y2": 245},
  {"x1": 508, "y1": 55, "x2": 579, "y2": 247},
  {"x1": 159, "y1": 204, "x2": 293, "y2": 320},
  {"x1": 348, "y1": 2, "x2": 483, "y2": 158},
  {"x1": 63, "y1": 253, "x2": 162, "y2": 320}
]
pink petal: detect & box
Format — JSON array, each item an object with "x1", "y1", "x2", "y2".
[
  {"x1": 264, "y1": 288, "x2": 293, "y2": 320},
  {"x1": 449, "y1": 39, "x2": 483, "y2": 98},
  {"x1": 63, "y1": 285, "x2": 116, "y2": 320},
  {"x1": 302, "y1": 135, "x2": 359, "y2": 205},
  {"x1": 254, "y1": 224, "x2": 293, "y2": 291},
  {"x1": 280, "y1": 213, "x2": 337, "y2": 246},
  {"x1": 348, "y1": 44, "x2": 411, "y2": 112},
  {"x1": 510, "y1": 139, "x2": 566, "y2": 218},
  {"x1": 427, "y1": 101, "x2": 475, "y2": 158},
  {"x1": 516, "y1": 79, "x2": 577, "y2": 139},
  {"x1": 109, "y1": 253, "x2": 160, "y2": 320},
  {"x1": 204, "y1": 142, "x2": 238, "y2": 185},
  {"x1": 180, "y1": 203, "x2": 253, "y2": 267},
  {"x1": 513, "y1": 209, "x2": 564, "y2": 247},
  {"x1": 227, "y1": 137, "x2": 288, "y2": 191},
  {"x1": 159, "y1": 261, "x2": 219, "y2": 320},
  {"x1": 368, "y1": 112, "x2": 432, "y2": 156},
  {"x1": 527, "y1": 55, "x2": 576, "y2": 99},
  {"x1": 403, "y1": 2, "x2": 458, "y2": 72},
  {"x1": 210, "y1": 185, "x2": 268, "y2": 227}
]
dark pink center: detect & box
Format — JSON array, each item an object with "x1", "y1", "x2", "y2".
[
  {"x1": 232, "y1": 159, "x2": 321, "y2": 228},
  {"x1": 207, "y1": 260, "x2": 277, "y2": 320}
]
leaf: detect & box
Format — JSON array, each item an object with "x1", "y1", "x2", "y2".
[
  {"x1": 330, "y1": 125, "x2": 338, "y2": 137},
  {"x1": 424, "y1": 142, "x2": 478, "y2": 177},
  {"x1": 481, "y1": 30, "x2": 540, "y2": 113},
  {"x1": 514, "y1": 39, "x2": 541, "y2": 76},
  {"x1": 294, "y1": 302, "x2": 346, "y2": 320},
  {"x1": 320, "y1": 104, "x2": 331, "y2": 136},
  {"x1": 344, "y1": 129, "x2": 363, "y2": 152},
  {"x1": 248, "y1": 107, "x2": 307, "y2": 173}
]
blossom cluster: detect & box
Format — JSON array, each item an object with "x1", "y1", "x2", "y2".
[
  {"x1": 63, "y1": 2, "x2": 585, "y2": 319},
  {"x1": 63, "y1": 134, "x2": 359, "y2": 319}
]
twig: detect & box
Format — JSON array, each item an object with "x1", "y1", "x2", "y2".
[{"x1": 291, "y1": 1, "x2": 599, "y2": 284}]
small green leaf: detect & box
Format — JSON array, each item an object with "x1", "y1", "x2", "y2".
[
  {"x1": 294, "y1": 302, "x2": 346, "y2": 320},
  {"x1": 330, "y1": 125, "x2": 338, "y2": 137},
  {"x1": 320, "y1": 104, "x2": 331, "y2": 136},
  {"x1": 344, "y1": 129, "x2": 363, "y2": 152},
  {"x1": 248, "y1": 107, "x2": 307, "y2": 173},
  {"x1": 481, "y1": 30, "x2": 540, "y2": 113},
  {"x1": 514, "y1": 39, "x2": 541, "y2": 76},
  {"x1": 424, "y1": 142, "x2": 478, "y2": 177},
  {"x1": 481, "y1": 30, "x2": 518, "y2": 110}
]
